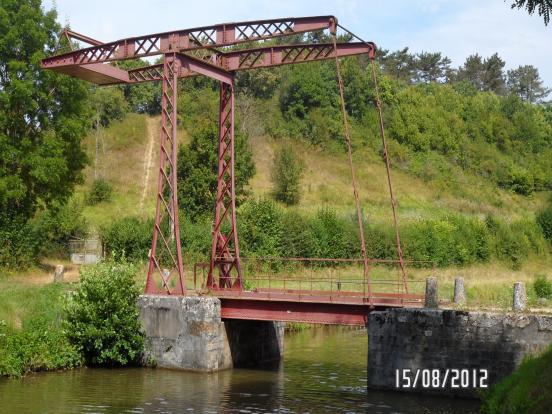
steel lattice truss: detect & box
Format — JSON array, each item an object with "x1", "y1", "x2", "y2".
[{"x1": 41, "y1": 15, "x2": 408, "y2": 297}]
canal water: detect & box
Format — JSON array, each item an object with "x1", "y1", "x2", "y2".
[{"x1": 0, "y1": 326, "x2": 479, "y2": 413}]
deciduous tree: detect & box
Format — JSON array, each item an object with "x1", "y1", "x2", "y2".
[{"x1": 0, "y1": 0, "x2": 90, "y2": 220}]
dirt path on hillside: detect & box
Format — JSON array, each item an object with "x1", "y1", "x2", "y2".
[{"x1": 140, "y1": 117, "x2": 157, "y2": 213}]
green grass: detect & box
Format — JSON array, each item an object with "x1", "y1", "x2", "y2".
[{"x1": 481, "y1": 344, "x2": 552, "y2": 413}]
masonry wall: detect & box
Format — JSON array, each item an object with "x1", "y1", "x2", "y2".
[
  {"x1": 368, "y1": 308, "x2": 552, "y2": 397},
  {"x1": 138, "y1": 295, "x2": 284, "y2": 372}
]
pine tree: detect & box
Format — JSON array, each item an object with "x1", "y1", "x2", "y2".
[
  {"x1": 483, "y1": 53, "x2": 506, "y2": 94},
  {"x1": 381, "y1": 47, "x2": 416, "y2": 82},
  {"x1": 507, "y1": 65, "x2": 551, "y2": 103},
  {"x1": 511, "y1": 0, "x2": 552, "y2": 25},
  {"x1": 458, "y1": 54, "x2": 485, "y2": 90},
  {"x1": 415, "y1": 52, "x2": 452, "y2": 83}
]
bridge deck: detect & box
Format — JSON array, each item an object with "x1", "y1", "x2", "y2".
[{"x1": 212, "y1": 288, "x2": 424, "y2": 325}]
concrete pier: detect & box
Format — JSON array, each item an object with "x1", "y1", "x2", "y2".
[
  {"x1": 138, "y1": 295, "x2": 283, "y2": 371},
  {"x1": 368, "y1": 308, "x2": 552, "y2": 397}
]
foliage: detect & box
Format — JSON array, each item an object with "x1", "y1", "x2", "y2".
[
  {"x1": 64, "y1": 259, "x2": 144, "y2": 366},
  {"x1": 534, "y1": 275, "x2": 552, "y2": 299},
  {"x1": 116, "y1": 59, "x2": 162, "y2": 114},
  {"x1": 32, "y1": 197, "x2": 88, "y2": 256},
  {"x1": 0, "y1": 283, "x2": 82, "y2": 377},
  {"x1": 87, "y1": 178, "x2": 113, "y2": 205},
  {"x1": 481, "y1": 344, "x2": 552, "y2": 413},
  {"x1": 271, "y1": 146, "x2": 304, "y2": 205},
  {"x1": 239, "y1": 199, "x2": 283, "y2": 257},
  {"x1": 0, "y1": 214, "x2": 40, "y2": 268},
  {"x1": 507, "y1": 65, "x2": 551, "y2": 103},
  {"x1": 177, "y1": 123, "x2": 255, "y2": 220},
  {"x1": 0, "y1": 0, "x2": 90, "y2": 221},
  {"x1": 536, "y1": 200, "x2": 552, "y2": 242},
  {"x1": 510, "y1": 0, "x2": 552, "y2": 25},
  {"x1": 90, "y1": 87, "x2": 129, "y2": 127},
  {"x1": 101, "y1": 216, "x2": 152, "y2": 262}
]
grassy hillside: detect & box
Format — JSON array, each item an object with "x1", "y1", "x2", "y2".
[{"x1": 79, "y1": 113, "x2": 547, "y2": 232}]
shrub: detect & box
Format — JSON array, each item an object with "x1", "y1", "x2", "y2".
[
  {"x1": 87, "y1": 178, "x2": 113, "y2": 205},
  {"x1": 279, "y1": 211, "x2": 314, "y2": 258},
  {"x1": 0, "y1": 317, "x2": 81, "y2": 377},
  {"x1": 64, "y1": 259, "x2": 144, "y2": 366},
  {"x1": 308, "y1": 208, "x2": 355, "y2": 259},
  {"x1": 239, "y1": 199, "x2": 283, "y2": 257},
  {"x1": 536, "y1": 203, "x2": 552, "y2": 242},
  {"x1": 102, "y1": 216, "x2": 152, "y2": 262},
  {"x1": 271, "y1": 146, "x2": 304, "y2": 205},
  {"x1": 534, "y1": 275, "x2": 552, "y2": 299},
  {"x1": 0, "y1": 284, "x2": 81, "y2": 377},
  {"x1": 0, "y1": 214, "x2": 40, "y2": 269},
  {"x1": 32, "y1": 198, "x2": 88, "y2": 257}
]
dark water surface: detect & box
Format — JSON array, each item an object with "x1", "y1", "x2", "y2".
[{"x1": 0, "y1": 327, "x2": 479, "y2": 414}]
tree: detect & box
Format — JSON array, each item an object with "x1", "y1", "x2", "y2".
[
  {"x1": 90, "y1": 87, "x2": 128, "y2": 127},
  {"x1": 414, "y1": 52, "x2": 452, "y2": 83},
  {"x1": 177, "y1": 123, "x2": 255, "y2": 220},
  {"x1": 483, "y1": 53, "x2": 506, "y2": 94},
  {"x1": 381, "y1": 47, "x2": 416, "y2": 83},
  {"x1": 271, "y1": 146, "x2": 304, "y2": 205},
  {"x1": 510, "y1": 0, "x2": 552, "y2": 25},
  {"x1": 0, "y1": 0, "x2": 90, "y2": 221},
  {"x1": 116, "y1": 59, "x2": 161, "y2": 114},
  {"x1": 507, "y1": 65, "x2": 551, "y2": 103},
  {"x1": 457, "y1": 54, "x2": 485, "y2": 90}
]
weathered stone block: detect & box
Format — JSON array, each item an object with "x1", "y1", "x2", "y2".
[
  {"x1": 368, "y1": 308, "x2": 552, "y2": 398},
  {"x1": 138, "y1": 295, "x2": 284, "y2": 372}
]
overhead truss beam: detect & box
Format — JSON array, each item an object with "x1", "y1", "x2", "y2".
[
  {"x1": 91, "y1": 42, "x2": 374, "y2": 85},
  {"x1": 42, "y1": 16, "x2": 337, "y2": 69}
]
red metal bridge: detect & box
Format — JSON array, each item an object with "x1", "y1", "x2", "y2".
[{"x1": 42, "y1": 16, "x2": 425, "y2": 326}]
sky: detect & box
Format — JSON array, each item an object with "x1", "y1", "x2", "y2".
[{"x1": 44, "y1": 0, "x2": 552, "y2": 87}]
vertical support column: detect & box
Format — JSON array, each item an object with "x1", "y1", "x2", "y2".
[
  {"x1": 207, "y1": 80, "x2": 242, "y2": 289},
  {"x1": 145, "y1": 53, "x2": 185, "y2": 295}
]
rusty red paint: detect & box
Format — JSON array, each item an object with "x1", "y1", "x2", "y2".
[{"x1": 41, "y1": 17, "x2": 418, "y2": 310}]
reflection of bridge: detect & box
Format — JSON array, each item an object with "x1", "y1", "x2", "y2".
[{"x1": 42, "y1": 16, "x2": 423, "y2": 322}]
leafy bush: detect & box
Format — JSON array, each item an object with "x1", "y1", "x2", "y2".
[
  {"x1": 534, "y1": 275, "x2": 552, "y2": 299},
  {"x1": 64, "y1": 259, "x2": 144, "y2": 366},
  {"x1": 239, "y1": 199, "x2": 283, "y2": 257},
  {"x1": 102, "y1": 216, "x2": 152, "y2": 262},
  {"x1": 0, "y1": 284, "x2": 81, "y2": 377},
  {"x1": 536, "y1": 203, "x2": 552, "y2": 242},
  {"x1": 0, "y1": 214, "x2": 40, "y2": 269},
  {"x1": 402, "y1": 215, "x2": 490, "y2": 267},
  {"x1": 0, "y1": 317, "x2": 81, "y2": 377},
  {"x1": 32, "y1": 198, "x2": 88, "y2": 257},
  {"x1": 482, "y1": 344, "x2": 552, "y2": 414},
  {"x1": 272, "y1": 146, "x2": 304, "y2": 205},
  {"x1": 308, "y1": 208, "x2": 356, "y2": 259},
  {"x1": 279, "y1": 211, "x2": 314, "y2": 258},
  {"x1": 87, "y1": 178, "x2": 113, "y2": 205}
]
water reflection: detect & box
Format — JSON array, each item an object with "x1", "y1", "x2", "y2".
[{"x1": 0, "y1": 326, "x2": 479, "y2": 413}]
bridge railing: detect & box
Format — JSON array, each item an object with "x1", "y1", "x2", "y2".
[{"x1": 193, "y1": 257, "x2": 432, "y2": 303}]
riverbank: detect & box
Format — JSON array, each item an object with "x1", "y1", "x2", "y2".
[
  {"x1": 0, "y1": 326, "x2": 480, "y2": 414},
  {"x1": 0, "y1": 279, "x2": 81, "y2": 376}
]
